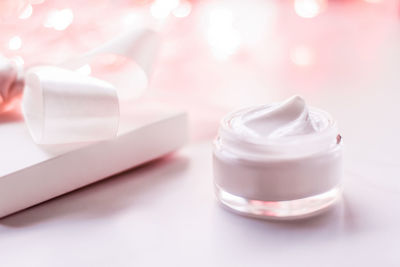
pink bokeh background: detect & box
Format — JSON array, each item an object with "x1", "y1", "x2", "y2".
[{"x1": 1, "y1": 0, "x2": 399, "y2": 140}]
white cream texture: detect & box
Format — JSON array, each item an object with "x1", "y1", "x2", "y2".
[
  {"x1": 221, "y1": 96, "x2": 337, "y2": 158},
  {"x1": 238, "y1": 96, "x2": 320, "y2": 139}
]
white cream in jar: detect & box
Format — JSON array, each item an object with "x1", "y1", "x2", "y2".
[{"x1": 213, "y1": 96, "x2": 343, "y2": 220}]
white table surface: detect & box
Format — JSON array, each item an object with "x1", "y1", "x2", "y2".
[{"x1": 1, "y1": 0, "x2": 400, "y2": 266}]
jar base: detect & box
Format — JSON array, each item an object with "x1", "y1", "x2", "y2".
[{"x1": 215, "y1": 185, "x2": 342, "y2": 220}]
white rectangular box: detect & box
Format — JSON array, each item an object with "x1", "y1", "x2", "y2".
[{"x1": 0, "y1": 103, "x2": 187, "y2": 218}]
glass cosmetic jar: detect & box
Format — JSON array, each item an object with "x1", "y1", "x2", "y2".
[{"x1": 213, "y1": 96, "x2": 343, "y2": 220}]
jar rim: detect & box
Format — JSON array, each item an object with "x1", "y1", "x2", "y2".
[{"x1": 216, "y1": 104, "x2": 340, "y2": 159}]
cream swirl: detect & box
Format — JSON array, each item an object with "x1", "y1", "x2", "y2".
[{"x1": 217, "y1": 96, "x2": 339, "y2": 158}]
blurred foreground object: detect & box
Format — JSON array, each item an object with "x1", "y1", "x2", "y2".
[{"x1": 0, "y1": 57, "x2": 24, "y2": 112}]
